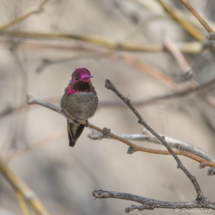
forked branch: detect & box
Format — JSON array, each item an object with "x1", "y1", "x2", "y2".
[
  {"x1": 105, "y1": 79, "x2": 205, "y2": 201},
  {"x1": 92, "y1": 190, "x2": 215, "y2": 212}
]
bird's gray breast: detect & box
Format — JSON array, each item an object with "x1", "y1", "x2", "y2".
[{"x1": 61, "y1": 92, "x2": 98, "y2": 120}]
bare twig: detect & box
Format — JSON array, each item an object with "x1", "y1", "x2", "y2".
[
  {"x1": 92, "y1": 190, "x2": 215, "y2": 212},
  {"x1": 26, "y1": 95, "x2": 215, "y2": 168},
  {"x1": 179, "y1": 0, "x2": 214, "y2": 34},
  {"x1": 26, "y1": 95, "x2": 61, "y2": 113},
  {"x1": 156, "y1": 0, "x2": 204, "y2": 41},
  {"x1": 163, "y1": 33, "x2": 193, "y2": 79},
  {"x1": 105, "y1": 79, "x2": 206, "y2": 202},
  {"x1": 0, "y1": 155, "x2": 50, "y2": 215},
  {"x1": 88, "y1": 130, "x2": 215, "y2": 165},
  {"x1": 0, "y1": 0, "x2": 49, "y2": 32},
  {"x1": 95, "y1": 76, "x2": 215, "y2": 111}
]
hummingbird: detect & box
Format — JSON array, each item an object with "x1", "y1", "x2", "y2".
[{"x1": 61, "y1": 68, "x2": 98, "y2": 147}]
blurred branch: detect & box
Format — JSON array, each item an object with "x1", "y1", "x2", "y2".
[
  {"x1": 163, "y1": 33, "x2": 193, "y2": 79},
  {"x1": 178, "y1": 0, "x2": 215, "y2": 41},
  {"x1": 5, "y1": 126, "x2": 66, "y2": 161},
  {"x1": 0, "y1": 96, "x2": 61, "y2": 121},
  {"x1": 163, "y1": 33, "x2": 215, "y2": 108},
  {"x1": 3, "y1": 31, "x2": 163, "y2": 52},
  {"x1": 92, "y1": 190, "x2": 215, "y2": 211},
  {"x1": 26, "y1": 94, "x2": 215, "y2": 168},
  {"x1": 156, "y1": 0, "x2": 204, "y2": 40},
  {"x1": 2, "y1": 31, "x2": 207, "y2": 54},
  {"x1": 130, "y1": 75, "x2": 215, "y2": 106},
  {"x1": 130, "y1": 0, "x2": 215, "y2": 30},
  {"x1": 179, "y1": 0, "x2": 214, "y2": 34},
  {"x1": 115, "y1": 53, "x2": 176, "y2": 88},
  {"x1": 88, "y1": 130, "x2": 215, "y2": 165},
  {"x1": 0, "y1": 106, "x2": 17, "y2": 120},
  {"x1": 36, "y1": 54, "x2": 95, "y2": 73},
  {"x1": 35, "y1": 48, "x2": 176, "y2": 88},
  {"x1": 35, "y1": 49, "x2": 176, "y2": 88},
  {"x1": 0, "y1": 155, "x2": 50, "y2": 215},
  {"x1": 0, "y1": 0, "x2": 49, "y2": 32},
  {"x1": 16, "y1": 191, "x2": 30, "y2": 215}
]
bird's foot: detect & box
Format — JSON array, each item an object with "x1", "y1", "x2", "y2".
[{"x1": 85, "y1": 120, "x2": 89, "y2": 127}]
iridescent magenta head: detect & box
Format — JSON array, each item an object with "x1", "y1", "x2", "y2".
[
  {"x1": 65, "y1": 68, "x2": 96, "y2": 95},
  {"x1": 70, "y1": 68, "x2": 93, "y2": 83}
]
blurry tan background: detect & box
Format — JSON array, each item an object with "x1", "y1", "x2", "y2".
[{"x1": 0, "y1": 0, "x2": 215, "y2": 214}]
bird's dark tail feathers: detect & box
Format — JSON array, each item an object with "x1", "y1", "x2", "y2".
[{"x1": 67, "y1": 120, "x2": 85, "y2": 147}]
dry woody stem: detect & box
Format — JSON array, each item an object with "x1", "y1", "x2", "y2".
[
  {"x1": 26, "y1": 95, "x2": 215, "y2": 169},
  {"x1": 92, "y1": 190, "x2": 215, "y2": 212},
  {"x1": 88, "y1": 130, "x2": 215, "y2": 166},
  {"x1": 105, "y1": 79, "x2": 205, "y2": 201},
  {"x1": 179, "y1": 0, "x2": 214, "y2": 33}
]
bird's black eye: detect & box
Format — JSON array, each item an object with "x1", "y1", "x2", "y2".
[{"x1": 74, "y1": 77, "x2": 79, "y2": 81}]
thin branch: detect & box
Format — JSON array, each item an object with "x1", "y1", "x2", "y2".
[
  {"x1": 156, "y1": 0, "x2": 204, "y2": 41},
  {"x1": 179, "y1": 0, "x2": 214, "y2": 33},
  {"x1": 92, "y1": 190, "x2": 215, "y2": 212},
  {"x1": 163, "y1": 33, "x2": 193, "y2": 79},
  {"x1": 26, "y1": 95, "x2": 215, "y2": 168},
  {"x1": 88, "y1": 130, "x2": 215, "y2": 165},
  {"x1": 116, "y1": 54, "x2": 176, "y2": 88},
  {"x1": 163, "y1": 33, "x2": 215, "y2": 108},
  {"x1": 105, "y1": 79, "x2": 206, "y2": 201},
  {"x1": 129, "y1": 75, "x2": 215, "y2": 106},
  {"x1": 0, "y1": 0, "x2": 49, "y2": 32},
  {"x1": 2, "y1": 31, "x2": 206, "y2": 54},
  {"x1": 16, "y1": 191, "x2": 30, "y2": 215},
  {"x1": 0, "y1": 155, "x2": 50, "y2": 215},
  {"x1": 2, "y1": 36, "x2": 209, "y2": 54},
  {"x1": 3, "y1": 31, "x2": 163, "y2": 52}
]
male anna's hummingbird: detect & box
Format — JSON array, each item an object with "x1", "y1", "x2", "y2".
[{"x1": 61, "y1": 68, "x2": 98, "y2": 147}]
